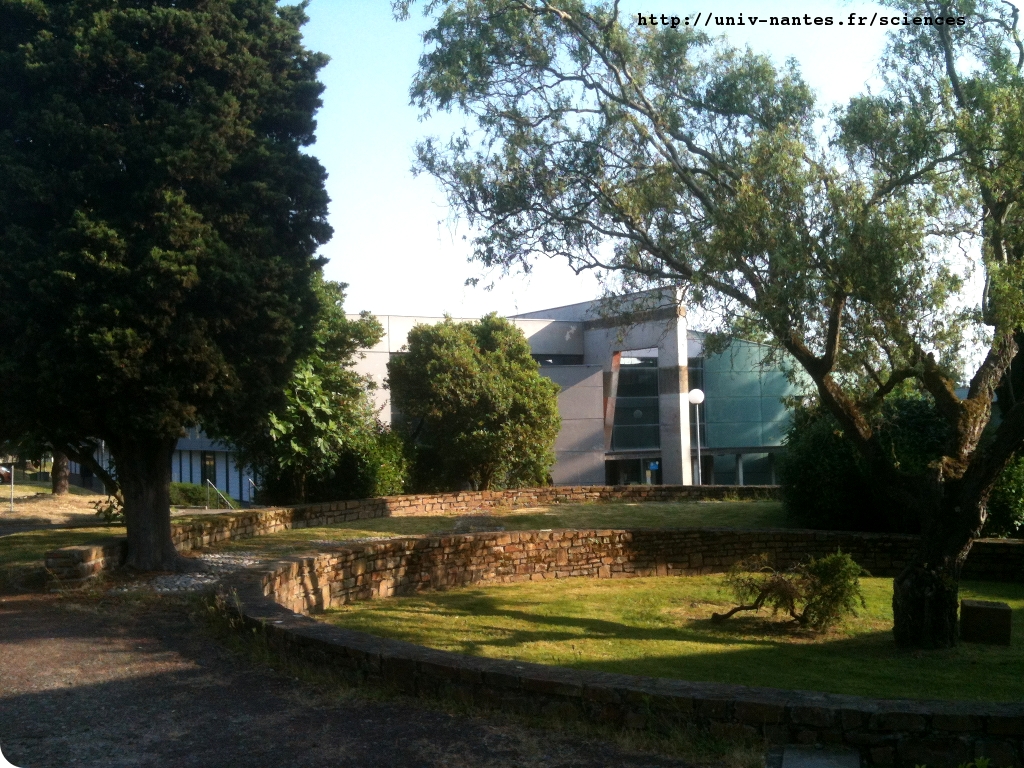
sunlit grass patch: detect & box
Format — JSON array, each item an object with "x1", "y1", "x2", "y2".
[
  {"x1": 0, "y1": 527, "x2": 127, "y2": 570},
  {"x1": 321, "y1": 575, "x2": 1024, "y2": 703}
]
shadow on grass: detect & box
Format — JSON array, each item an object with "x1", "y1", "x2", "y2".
[{"x1": 323, "y1": 584, "x2": 1024, "y2": 703}]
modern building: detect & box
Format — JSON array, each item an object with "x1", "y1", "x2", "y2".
[
  {"x1": 68, "y1": 430, "x2": 256, "y2": 504},
  {"x1": 67, "y1": 292, "x2": 799, "y2": 498},
  {"x1": 169, "y1": 428, "x2": 256, "y2": 504},
  {"x1": 353, "y1": 291, "x2": 803, "y2": 487}
]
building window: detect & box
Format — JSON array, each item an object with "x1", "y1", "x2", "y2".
[
  {"x1": 605, "y1": 458, "x2": 662, "y2": 485},
  {"x1": 532, "y1": 354, "x2": 585, "y2": 366},
  {"x1": 201, "y1": 451, "x2": 217, "y2": 487},
  {"x1": 612, "y1": 355, "x2": 659, "y2": 450}
]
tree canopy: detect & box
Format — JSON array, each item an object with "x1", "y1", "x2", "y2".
[
  {"x1": 233, "y1": 278, "x2": 408, "y2": 504},
  {"x1": 388, "y1": 314, "x2": 561, "y2": 490},
  {"x1": 398, "y1": 0, "x2": 1024, "y2": 647},
  {"x1": 0, "y1": 0, "x2": 332, "y2": 569}
]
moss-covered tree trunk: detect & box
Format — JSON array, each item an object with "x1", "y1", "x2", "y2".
[
  {"x1": 891, "y1": 470, "x2": 999, "y2": 649},
  {"x1": 109, "y1": 436, "x2": 179, "y2": 571}
]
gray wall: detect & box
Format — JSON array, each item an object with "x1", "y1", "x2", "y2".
[{"x1": 540, "y1": 365, "x2": 605, "y2": 485}]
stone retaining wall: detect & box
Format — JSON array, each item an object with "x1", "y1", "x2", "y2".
[
  {"x1": 263, "y1": 528, "x2": 928, "y2": 614},
  {"x1": 169, "y1": 484, "x2": 778, "y2": 553},
  {"x1": 223, "y1": 528, "x2": 1024, "y2": 768},
  {"x1": 44, "y1": 539, "x2": 127, "y2": 586},
  {"x1": 44, "y1": 485, "x2": 778, "y2": 581}
]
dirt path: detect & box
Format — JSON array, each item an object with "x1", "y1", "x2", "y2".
[{"x1": 0, "y1": 594, "x2": 704, "y2": 768}]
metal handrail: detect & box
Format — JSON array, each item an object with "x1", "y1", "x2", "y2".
[{"x1": 205, "y1": 479, "x2": 235, "y2": 510}]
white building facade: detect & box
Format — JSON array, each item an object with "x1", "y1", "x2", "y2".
[{"x1": 354, "y1": 292, "x2": 801, "y2": 487}]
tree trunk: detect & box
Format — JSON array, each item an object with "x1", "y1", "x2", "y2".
[
  {"x1": 892, "y1": 564, "x2": 961, "y2": 648},
  {"x1": 109, "y1": 436, "x2": 180, "y2": 571},
  {"x1": 891, "y1": 490, "x2": 977, "y2": 649},
  {"x1": 51, "y1": 451, "x2": 69, "y2": 495}
]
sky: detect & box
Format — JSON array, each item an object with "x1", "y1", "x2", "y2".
[{"x1": 297, "y1": 1, "x2": 971, "y2": 319}]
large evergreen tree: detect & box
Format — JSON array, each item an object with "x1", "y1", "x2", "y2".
[{"x1": 0, "y1": 0, "x2": 332, "y2": 569}]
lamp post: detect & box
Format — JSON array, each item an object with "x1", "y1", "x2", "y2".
[{"x1": 687, "y1": 388, "x2": 705, "y2": 485}]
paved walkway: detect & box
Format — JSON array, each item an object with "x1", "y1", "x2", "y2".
[{"x1": 0, "y1": 594, "x2": 699, "y2": 768}]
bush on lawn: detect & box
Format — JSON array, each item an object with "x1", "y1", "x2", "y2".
[{"x1": 714, "y1": 551, "x2": 867, "y2": 631}]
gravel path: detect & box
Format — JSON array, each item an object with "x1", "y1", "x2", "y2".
[{"x1": 0, "y1": 594, "x2": 703, "y2": 768}]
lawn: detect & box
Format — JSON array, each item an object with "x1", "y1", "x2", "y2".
[
  {"x1": 320, "y1": 574, "x2": 1024, "y2": 703},
  {"x1": 203, "y1": 499, "x2": 790, "y2": 560},
  {"x1": 0, "y1": 527, "x2": 126, "y2": 570},
  {"x1": 0, "y1": 480, "x2": 113, "y2": 527},
  {"x1": 0, "y1": 525, "x2": 127, "y2": 591}
]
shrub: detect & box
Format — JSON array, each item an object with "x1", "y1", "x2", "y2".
[
  {"x1": 169, "y1": 482, "x2": 237, "y2": 509},
  {"x1": 255, "y1": 423, "x2": 409, "y2": 505},
  {"x1": 388, "y1": 314, "x2": 560, "y2": 492},
  {"x1": 714, "y1": 551, "x2": 867, "y2": 631},
  {"x1": 986, "y1": 456, "x2": 1024, "y2": 537},
  {"x1": 92, "y1": 495, "x2": 124, "y2": 524},
  {"x1": 777, "y1": 397, "x2": 952, "y2": 533}
]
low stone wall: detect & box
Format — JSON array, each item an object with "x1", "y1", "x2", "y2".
[
  {"x1": 963, "y1": 538, "x2": 1024, "y2": 582},
  {"x1": 262, "y1": 528, "x2": 927, "y2": 614},
  {"x1": 44, "y1": 539, "x2": 127, "y2": 586},
  {"x1": 45, "y1": 485, "x2": 778, "y2": 581},
  {"x1": 169, "y1": 484, "x2": 778, "y2": 553},
  {"x1": 224, "y1": 527, "x2": 1024, "y2": 768}
]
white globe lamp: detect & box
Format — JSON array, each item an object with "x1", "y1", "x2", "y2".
[{"x1": 687, "y1": 389, "x2": 705, "y2": 485}]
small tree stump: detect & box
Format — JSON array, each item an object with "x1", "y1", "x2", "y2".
[{"x1": 960, "y1": 599, "x2": 1012, "y2": 645}]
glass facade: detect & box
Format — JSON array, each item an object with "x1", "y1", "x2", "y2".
[{"x1": 611, "y1": 356, "x2": 660, "y2": 450}]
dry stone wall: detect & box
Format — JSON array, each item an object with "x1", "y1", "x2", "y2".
[
  {"x1": 261, "y1": 528, "x2": 927, "y2": 615},
  {"x1": 225, "y1": 527, "x2": 1024, "y2": 768},
  {"x1": 45, "y1": 485, "x2": 778, "y2": 580}
]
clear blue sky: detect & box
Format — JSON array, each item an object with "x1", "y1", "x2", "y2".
[{"x1": 298, "y1": 1, "x2": 972, "y2": 318}]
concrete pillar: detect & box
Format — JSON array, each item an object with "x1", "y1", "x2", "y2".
[
  {"x1": 736, "y1": 453, "x2": 744, "y2": 486},
  {"x1": 657, "y1": 309, "x2": 691, "y2": 485}
]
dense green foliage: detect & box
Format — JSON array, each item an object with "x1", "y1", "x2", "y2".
[
  {"x1": 779, "y1": 398, "x2": 1024, "y2": 537},
  {"x1": 717, "y1": 552, "x2": 867, "y2": 631},
  {"x1": 0, "y1": 0, "x2": 332, "y2": 567},
  {"x1": 388, "y1": 314, "x2": 560, "y2": 491},
  {"x1": 396, "y1": 0, "x2": 1024, "y2": 646},
  {"x1": 233, "y1": 279, "x2": 408, "y2": 505},
  {"x1": 778, "y1": 398, "x2": 952, "y2": 533},
  {"x1": 980, "y1": 457, "x2": 1024, "y2": 537}
]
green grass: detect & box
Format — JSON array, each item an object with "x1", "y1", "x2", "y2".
[
  {"x1": 0, "y1": 527, "x2": 126, "y2": 570},
  {"x1": 205, "y1": 500, "x2": 789, "y2": 559},
  {"x1": 320, "y1": 574, "x2": 1024, "y2": 703}
]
